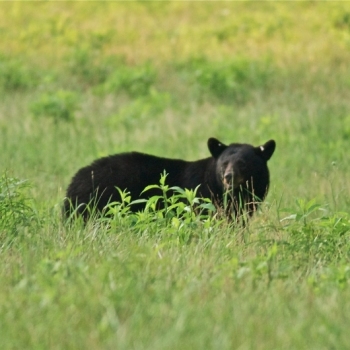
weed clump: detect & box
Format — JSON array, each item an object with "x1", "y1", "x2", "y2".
[
  {"x1": 103, "y1": 180, "x2": 221, "y2": 243},
  {"x1": 30, "y1": 90, "x2": 79, "y2": 122},
  {"x1": 177, "y1": 57, "x2": 273, "y2": 104},
  {"x1": 0, "y1": 57, "x2": 39, "y2": 91},
  {"x1": 0, "y1": 173, "x2": 37, "y2": 237},
  {"x1": 98, "y1": 63, "x2": 157, "y2": 97}
]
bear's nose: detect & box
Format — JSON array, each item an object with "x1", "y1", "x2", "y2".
[{"x1": 224, "y1": 173, "x2": 233, "y2": 184}]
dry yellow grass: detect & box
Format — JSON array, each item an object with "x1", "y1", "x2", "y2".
[{"x1": 2, "y1": 2, "x2": 350, "y2": 69}]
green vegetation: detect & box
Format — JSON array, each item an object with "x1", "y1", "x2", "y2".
[{"x1": 1, "y1": 2, "x2": 350, "y2": 349}]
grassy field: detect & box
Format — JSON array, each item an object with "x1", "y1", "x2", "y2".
[{"x1": 1, "y1": 2, "x2": 350, "y2": 349}]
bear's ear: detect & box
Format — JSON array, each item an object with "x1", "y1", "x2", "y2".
[
  {"x1": 208, "y1": 138, "x2": 227, "y2": 158},
  {"x1": 256, "y1": 140, "x2": 276, "y2": 161}
]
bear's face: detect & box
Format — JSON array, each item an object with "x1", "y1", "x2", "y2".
[{"x1": 208, "y1": 138, "x2": 276, "y2": 194}]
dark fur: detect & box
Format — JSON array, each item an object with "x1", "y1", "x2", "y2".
[{"x1": 64, "y1": 138, "x2": 276, "y2": 220}]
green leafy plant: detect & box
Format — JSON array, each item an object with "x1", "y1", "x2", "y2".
[
  {"x1": 66, "y1": 48, "x2": 117, "y2": 86},
  {"x1": 178, "y1": 57, "x2": 272, "y2": 104},
  {"x1": 281, "y1": 198, "x2": 326, "y2": 226},
  {"x1": 0, "y1": 57, "x2": 39, "y2": 91},
  {"x1": 0, "y1": 173, "x2": 37, "y2": 237},
  {"x1": 99, "y1": 63, "x2": 156, "y2": 97},
  {"x1": 100, "y1": 172, "x2": 217, "y2": 239},
  {"x1": 106, "y1": 89, "x2": 171, "y2": 130},
  {"x1": 30, "y1": 90, "x2": 79, "y2": 122},
  {"x1": 279, "y1": 199, "x2": 350, "y2": 265}
]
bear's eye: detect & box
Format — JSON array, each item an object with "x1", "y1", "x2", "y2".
[{"x1": 222, "y1": 161, "x2": 229, "y2": 168}]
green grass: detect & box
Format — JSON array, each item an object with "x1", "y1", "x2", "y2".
[{"x1": 1, "y1": 2, "x2": 350, "y2": 349}]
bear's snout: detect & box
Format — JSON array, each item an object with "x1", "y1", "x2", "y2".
[
  {"x1": 222, "y1": 167, "x2": 244, "y2": 190},
  {"x1": 224, "y1": 172, "x2": 233, "y2": 184}
]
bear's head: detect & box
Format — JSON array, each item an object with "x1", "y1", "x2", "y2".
[{"x1": 208, "y1": 137, "x2": 276, "y2": 211}]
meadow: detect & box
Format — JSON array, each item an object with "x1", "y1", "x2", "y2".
[{"x1": 1, "y1": 2, "x2": 350, "y2": 349}]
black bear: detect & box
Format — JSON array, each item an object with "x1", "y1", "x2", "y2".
[{"x1": 64, "y1": 138, "x2": 276, "y2": 220}]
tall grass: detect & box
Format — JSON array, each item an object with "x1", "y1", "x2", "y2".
[{"x1": 1, "y1": 2, "x2": 350, "y2": 349}]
